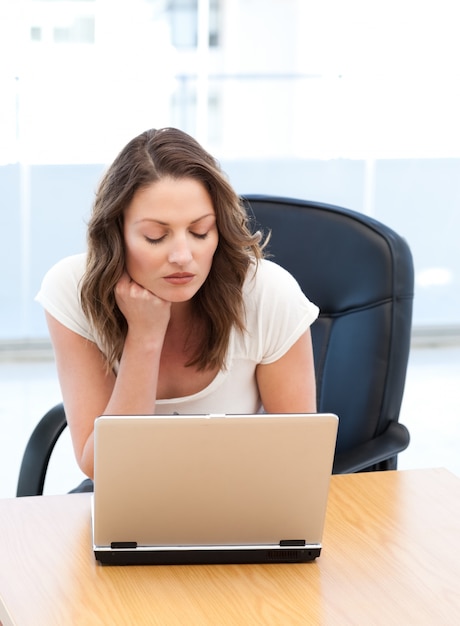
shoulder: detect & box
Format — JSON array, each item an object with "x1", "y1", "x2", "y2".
[
  {"x1": 244, "y1": 258, "x2": 309, "y2": 302},
  {"x1": 243, "y1": 259, "x2": 319, "y2": 324},
  {"x1": 46, "y1": 252, "x2": 86, "y2": 277},
  {"x1": 238, "y1": 258, "x2": 319, "y2": 363},
  {"x1": 244, "y1": 259, "x2": 319, "y2": 326},
  {"x1": 258, "y1": 258, "x2": 298, "y2": 282},
  {"x1": 35, "y1": 253, "x2": 93, "y2": 341},
  {"x1": 37, "y1": 252, "x2": 87, "y2": 308},
  {"x1": 41, "y1": 253, "x2": 87, "y2": 286}
]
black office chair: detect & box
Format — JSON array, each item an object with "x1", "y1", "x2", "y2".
[
  {"x1": 245, "y1": 195, "x2": 413, "y2": 474},
  {"x1": 17, "y1": 403, "x2": 68, "y2": 497},
  {"x1": 16, "y1": 195, "x2": 413, "y2": 496}
]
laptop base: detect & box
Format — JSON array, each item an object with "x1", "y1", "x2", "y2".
[{"x1": 94, "y1": 546, "x2": 321, "y2": 566}]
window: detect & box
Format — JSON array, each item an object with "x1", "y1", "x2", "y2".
[
  {"x1": 0, "y1": 0, "x2": 458, "y2": 342},
  {"x1": 167, "y1": 0, "x2": 221, "y2": 48},
  {"x1": 53, "y1": 16, "x2": 95, "y2": 43}
]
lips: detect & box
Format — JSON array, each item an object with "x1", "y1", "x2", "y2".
[{"x1": 164, "y1": 273, "x2": 195, "y2": 285}]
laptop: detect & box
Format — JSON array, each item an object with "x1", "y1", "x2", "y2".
[{"x1": 92, "y1": 413, "x2": 338, "y2": 565}]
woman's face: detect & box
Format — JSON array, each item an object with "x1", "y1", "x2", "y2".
[{"x1": 123, "y1": 176, "x2": 219, "y2": 303}]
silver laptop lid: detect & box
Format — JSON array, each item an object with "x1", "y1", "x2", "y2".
[{"x1": 92, "y1": 413, "x2": 338, "y2": 550}]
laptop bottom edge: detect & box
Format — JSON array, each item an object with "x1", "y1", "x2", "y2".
[{"x1": 94, "y1": 545, "x2": 322, "y2": 566}]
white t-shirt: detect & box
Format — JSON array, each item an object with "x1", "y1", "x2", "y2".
[{"x1": 36, "y1": 253, "x2": 319, "y2": 414}]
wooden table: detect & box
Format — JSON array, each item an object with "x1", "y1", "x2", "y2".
[{"x1": 1, "y1": 469, "x2": 459, "y2": 625}]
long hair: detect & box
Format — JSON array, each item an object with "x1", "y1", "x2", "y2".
[{"x1": 80, "y1": 128, "x2": 266, "y2": 372}]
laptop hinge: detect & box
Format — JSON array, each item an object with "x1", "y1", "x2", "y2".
[{"x1": 279, "y1": 539, "x2": 306, "y2": 547}]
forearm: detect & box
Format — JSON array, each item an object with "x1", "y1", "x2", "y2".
[
  {"x1": 104, "y1": 333, "x2": 163, "y2": 415},
  {"x1": 80, "y1": 333, "x2": 164, "y2": 478}
]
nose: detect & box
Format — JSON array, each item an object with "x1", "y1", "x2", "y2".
[{"x1": 168, "y1": 235, "x2": 193, "y2": 266}]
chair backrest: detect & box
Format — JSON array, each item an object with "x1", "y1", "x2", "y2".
[{"x1": 244, "y1": 195, "x2": 414, "y2": 467}]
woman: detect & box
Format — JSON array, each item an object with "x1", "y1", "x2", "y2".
[{"x1": 36, "y1": 128, "x2": 318, "y2": 487}]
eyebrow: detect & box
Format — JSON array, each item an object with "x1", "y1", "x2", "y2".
[{"x1": 135, "y1": 213, "x2": 216, "y2": 226}]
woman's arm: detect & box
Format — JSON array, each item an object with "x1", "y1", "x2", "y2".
[
  {"x1": 45, "y1": 274, "x2": 171, "y2": 478},
  {"x1": 255, "y1": 330, "x2": 317, "y2": 413}
]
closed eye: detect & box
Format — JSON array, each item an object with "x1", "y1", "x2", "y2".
[
  {"x1": 191, "y1": 232, "x2": 208, "y2": 240},
  {"x1": 145, "y1": 235, "x2": 166, "y2": 245},
  {"x1": 145, "y1": 232, "x2": 208, "y2": 244}
]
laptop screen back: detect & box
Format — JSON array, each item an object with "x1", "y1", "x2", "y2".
[{"x1": 92, "y1": 413, "x2": 338, "y2": 551}]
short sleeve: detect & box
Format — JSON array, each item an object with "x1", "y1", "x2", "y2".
[
  {"x1": 243, "y1": 260, "x2": 319, "y2": 365},
  {"x1": 35, "y1": 253, "x2": 94, "y2": 341}
]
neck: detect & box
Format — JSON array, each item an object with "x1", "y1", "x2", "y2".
[
  {"x1": 169, "y1": 300, "x2": 194, "y2": 326},
  {"x1": 164, "y1": 300, "x2": 202, "y2": 357}
]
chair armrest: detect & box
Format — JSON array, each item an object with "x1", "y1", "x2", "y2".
[
  {"x1": 332, "y1": 420, "x2": 410, "y2": 474},
  {"x1": 16, "y1": 403, "x2": 67, "y2": 497}
]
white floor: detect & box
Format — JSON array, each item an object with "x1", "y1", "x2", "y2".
[{"x1": 0, "y1": 344, "x2": 459, "y2": 499}]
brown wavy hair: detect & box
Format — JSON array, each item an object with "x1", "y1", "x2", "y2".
[{"x1": 80, "y1": 128, "x2": 266, "y2": 372}]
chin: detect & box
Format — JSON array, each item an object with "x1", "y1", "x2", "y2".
[{"x1": 162, "y1": 286, "x2": 201, "y2": 303}]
